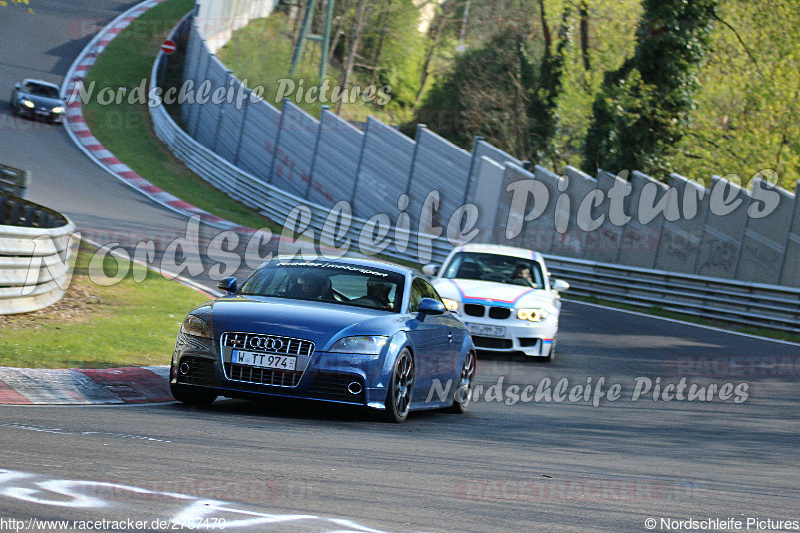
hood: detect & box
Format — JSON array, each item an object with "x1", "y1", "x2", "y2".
[
  {"x1": 433, "y1": 278, "x2": 554, "y2": 309},
  {"x1": 207, "y1": 296, "x2": 395, "y2": 349}
]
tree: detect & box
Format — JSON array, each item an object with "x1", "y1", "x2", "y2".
[
  {"x1": 416, "y1": 5, "x2": 570, "y2": 164},
  {"x1": 582, "y1": 0, "x2": 718, "y2": 178},
  {"x1": 337, "y1": 0, "x2": 370, "y2": 113},
  {"x1": 667, "y1": 0, "x2": 800, "y2": 189}
]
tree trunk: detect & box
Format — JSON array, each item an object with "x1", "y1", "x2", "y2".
[
  {"x1": 328, "y1": 0, "x2": 351, "y2": 66},
  {"x1": 370, "y1": 0, "x2": 393, "y2": 86},
  {"x1": 338, "y1": 0, "x2": 368, "y2": 114},
  {"x1": 414, "y1": 6, "x2": 449, "y2": 107},
  {"x1": 538, "y1": 0, "x2": 551, "y2": 52},
  {"x1": 293, "y1": 0, "x2": 308, "y2": 44},
  {"x1": 579, "y1": 0, "x2": 590, "y2": 70}
]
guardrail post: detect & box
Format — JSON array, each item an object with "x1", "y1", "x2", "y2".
[
  {"x1": 212, "y1": 70, "x2": 233, "y2": 152},
  {"x1": 463, "y1": 136, "x2": 483, "y2": 206},
  {"x1": 732, "y1": 191, "x2": 753, "y2": 279},
  {"x1": 348, "y1": 117, "x2": 370, "y2": 206},
  {"x1": 267, "y1": 98, "x2": 290, "y2": 184},
  {"x1": 305, "y1": 106, "x2": 327, "y2": 200},
  {"x1": 18, "y1": 170, "x2": 31, "y2": 198},
  {"x1": 191, "y1": 49, "x2": 213, "y2": 138},
  {"x1": 232, "y1": 84, "x2": 251, "y2": 166},
  {"x1": 404, "y1": 123, "x2": 426, "y2": 199}
]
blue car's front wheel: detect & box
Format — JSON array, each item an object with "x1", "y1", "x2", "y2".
[
  {"x1": 383, "y1": 348, "x2": 414, "y2": 423},
  {"x1": 449, "y1": 351, "x2": 476, "y2": 414}
]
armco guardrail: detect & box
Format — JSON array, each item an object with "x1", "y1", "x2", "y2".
[
  {"x1": 0, "y1": 164, "x2": 30, "y2": 198},
  {"x1": 0, "y1": 194, "x2": 75, "y2": 315},
  {"x1": 544, "y1": 255, "x2": 800, "y2": 334}
]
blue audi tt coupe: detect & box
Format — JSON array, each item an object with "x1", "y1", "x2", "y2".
[{"x1": 170, "y1": 257, "x2": 477, "y2": 422}]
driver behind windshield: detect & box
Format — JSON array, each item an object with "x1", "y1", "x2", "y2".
[
  {"x1": 295, "y1": 274, "x2": 332, "y2": 301},
  {"x1": 511, "y1": 264, "x2": 536, "y2": 288}
]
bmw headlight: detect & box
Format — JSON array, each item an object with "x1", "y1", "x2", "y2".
[
  {"x1": 181, "y1": 314, "x2": 211, "y2": 338},
  {"x1": 329, "y1": 336, "x2": 389, "y2": 355},
  {"x1": 517, "y1": 308, "x2": 549, "y2": 322},
  {"x1": 22, "y1": 100, "x2": 34, "y2": 108},
  {"x1": 442, "y1": 298, "x2": 459, "y2": 312},
  {"x1": 52, "y1": 106, "x2": 65, "y2": 114}
]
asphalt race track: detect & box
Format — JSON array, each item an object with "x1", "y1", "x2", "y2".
[{"x1": 1, "y1": 2, "x2": 799, "y2": 532}]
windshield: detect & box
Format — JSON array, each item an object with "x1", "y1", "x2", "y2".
[
  {"x1": 239, "y1": 261, "x2": 405, "y2": 312},
  {"x1": 23, "y1": 82, "x2": 60, "y2": 99},
  {"x1": 441, "y1": 252, "x2": 545, "y2": 289}
]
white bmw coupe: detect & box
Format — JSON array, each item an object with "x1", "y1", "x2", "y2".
[{"x1": 424, "y1": 244, "x2": 569, "y2": 360}]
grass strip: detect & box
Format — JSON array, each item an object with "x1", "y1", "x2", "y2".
[{"x1": 0, "y1": 244, "x2": 210, "y2": 368}]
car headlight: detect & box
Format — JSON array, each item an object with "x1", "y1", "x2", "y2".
[
  {"x1": 181, "y1": 314, "x2": 211, "y2": 338},
  {"x1": 52, "y1": 106, "x2": 65, "y2": 114},
  {"x1": 22, "y1": 100, "x2": 34, "y2": 108},
  {"x1": 329, "y1": 335, "x2": 389, "y2": 355},
  {"x1": 517, "y1": 308, "x2": 549, "y2": 322},
  {"x1": 442, "y1": 298, "x2": 459, "y2": 312}
]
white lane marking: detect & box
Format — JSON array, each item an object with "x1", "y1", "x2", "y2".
[
  {"x1": 0, "y1": 468, "x2": 391, "y2": 532},
  {"x1": 564, "y1": 298, "x2": 800, "y2": 347},
  {"x1": 0, "y1": 422, "x2": 171, "y2": 442}
]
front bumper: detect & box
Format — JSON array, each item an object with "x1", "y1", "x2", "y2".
[
  {"x1": 460, "y1": 318, "x2": 556, "y2": 357},
  {"x1": 17, "y1": 105, "x2": 64, "y2": 123},
  {"x1": 171, "y1": 332, "x2": 387, "y2": 407}
]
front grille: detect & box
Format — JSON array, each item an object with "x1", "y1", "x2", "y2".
[
  {"x1": 464, "y1": 304, "x2": 485, "y2": 317},
  {"x1": 224, "y1": 363, "x2": 302, "y2": 387},
  {"x1": 489, "y1": 307, "x2": 511, "y2": 319},
  {"x1": 177, "y1": 356, "x2": 217, "y2": 386},
  {"x1": 519, "y1": 337, "x2": 539, "y2": 348},
  {"x1": 472, "y1": 336, "x2": 513, "y2": 349},
  {"x1": 307, "y1": 374, "x2": 365, "y2": 404},
  {"x1": 223, "y1": 332, "x2": 314, "y2": 357}
]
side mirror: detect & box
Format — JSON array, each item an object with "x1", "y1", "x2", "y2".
[
  {"x1": 421, "y1": 264, "x2": 438, "y2": 277},
  {"x1": 551, "y1": 279, "x2": 569, "y2": 292},
  {"x1": 418, "y1": 298, "x2": 446, "y2": 316},
  {"x1": 217, "y1": 277, "x2": 238, "y2": 294},
  {"x1": 14, "y1": 83, "x2": 20, "y2": 90}
]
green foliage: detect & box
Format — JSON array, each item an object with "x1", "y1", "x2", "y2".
[
  {"x1": 0, "y1": 246, "x2": 209, "y2": 369},
  {"x1": 417, "y1": 34, "x2": 531, "y2": 155},
  {"x1": 417, "y1": 4, "x2": 569, "y2": 164},
  {"x1": 667, "y1": 0, "x2": 800, "y2": 189},
  {"x1": 583, "y1": 0, "x2": 718, "y2": 177}
]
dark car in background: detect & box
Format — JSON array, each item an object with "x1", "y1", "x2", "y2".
[{"x1": 10, "y1": 79, "x2": 66, "y2": 123}]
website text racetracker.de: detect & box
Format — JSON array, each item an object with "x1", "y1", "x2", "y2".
[{"x1": 0, "y1": 517, "x2": 226, "y2": 531}]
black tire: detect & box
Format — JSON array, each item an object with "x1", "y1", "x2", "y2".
[
  {"x1": 383, "y1": 348, "x2": 414, "y2": 423},
  {"x1": 448, "y1": 351, "x2": 476, "y2": 414},
  {"x1": 170, "y1": 382, "x2": 217, "y2": 407}
]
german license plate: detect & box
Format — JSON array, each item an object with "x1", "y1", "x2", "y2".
[
  {"x1": 468, "y1": 323, "x2": 506, "y2": 337},
  {"x1": 232, "y1": 350, "x2": 296, "y2": 370}
]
